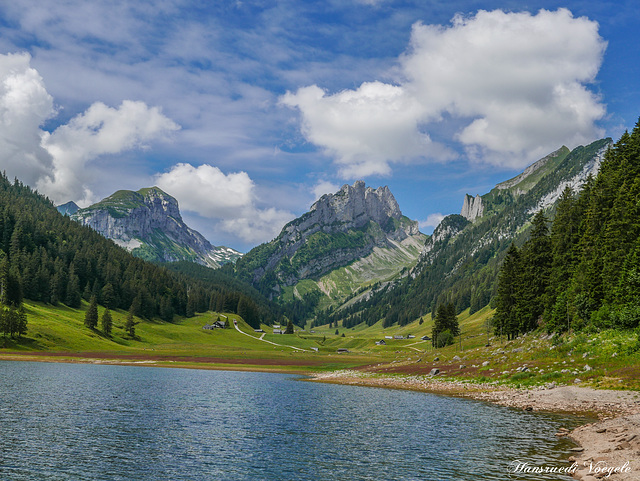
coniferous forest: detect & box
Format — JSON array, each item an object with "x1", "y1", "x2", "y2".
[
  {"x1": 0, "y1": 174, "x2": 270, "y2": 335},
  {"x1": 494, "y1": 120, "x2": 640, "y2": 338}
]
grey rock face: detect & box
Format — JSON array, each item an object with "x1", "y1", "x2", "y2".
[
  {"x1": 460, "y1": 194, "x2": 484, "y2": 221},
  {"x1": 311, "y1": 181, "x2": 403, "y2": 229},
  {"x1": 73, "y1": 187, "x2": 241, "y2": 268},
  {"x1": 246, "y1": 180, "x2": 421, "y2": 289}
]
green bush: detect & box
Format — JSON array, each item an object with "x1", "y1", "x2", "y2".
[{"x1": 436, "y1": 329, "x2": 455, "y2": 348}]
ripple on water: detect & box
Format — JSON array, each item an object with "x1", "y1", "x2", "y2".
[{"x1": 0, "y1": 361, "x2": 585, "y2": 480}]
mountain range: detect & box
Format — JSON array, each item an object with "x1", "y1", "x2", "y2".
[
  {"x1": 374, "y1": 137, "x2": 612, "y2": 326},
  {"x1": 55, "y1": 136, "x2": 612, "y2": 328}
]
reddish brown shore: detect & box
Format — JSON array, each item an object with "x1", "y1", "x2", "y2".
[
  {"x1": 310, "y1": 370, "x2": 640, "y2": 481},
  {"x1": 0, "y1": 350, "x2": 323, "y2": 371}
]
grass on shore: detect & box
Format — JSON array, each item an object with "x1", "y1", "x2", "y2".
[{"x1": 2, "y1": 300, "x2": 639, "y2": 389}]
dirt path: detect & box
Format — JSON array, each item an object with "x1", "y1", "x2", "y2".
[{"x1": 233, "y1": 321, "x2": 309, "y2": 352}]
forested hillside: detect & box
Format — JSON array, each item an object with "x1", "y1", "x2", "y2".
[
  {"x1": 0, "y1": 174, "x2": 270, "y2": 332},
  {"x1": 495, "y1": 120, "x2": 640, "y2": 337},
  {"x1": 317, "y1": 138, "x2": 610, "y2": 329}
]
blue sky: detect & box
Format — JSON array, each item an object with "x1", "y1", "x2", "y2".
[{"x1": 0, "y1": 0, "x2": 638, "y2": 252}]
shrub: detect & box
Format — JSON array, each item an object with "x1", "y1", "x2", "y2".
[{"x1": 436, "y1": 329, "x2": 454, "y2": 348}]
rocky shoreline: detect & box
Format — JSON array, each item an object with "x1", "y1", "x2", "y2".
[{"x1": 310, "y1": 370, "x2": 640, "y2": 480}]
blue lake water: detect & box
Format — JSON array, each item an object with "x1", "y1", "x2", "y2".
[{"x1": 0, "y1": 361, "x2": 585, "y2": 480}]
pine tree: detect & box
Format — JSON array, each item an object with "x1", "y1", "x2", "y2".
[
  {"x1": 100, "y1": 283, "x2": 116, "y2": 309},
  {"x1": 494, "y1": 243, "x2": 521, "y2": 340},
  {"x1": 432, "y1": 302, "x2": 458, "y2": 347},
  {"x1": 16, "y1": 305, "x2": 27, "y2": 337},
  {"x1": 65, "y1": 274, "x2": 82, "y2": 308},
  {"x1": 518, "y1": 211, "x2": 551, "y2": 333},
  {"x1": 159, "y1": 296, "x2": 174, "y2": 322},
  {"x1": 84, "y1": 295, "x2": 99, "y2": 329},
  {"x1": 186, "y1": 295, "x2": 196, "y2": 318},
  {"x1": 101, "y1": 308, "x2": 112, "y2": 336},
  {"x1": 285, "y1": 318, "x2": 294, "y2": 334},
  {"x1": 124, "y1": 307, "x2": 137, "y2": 338}
]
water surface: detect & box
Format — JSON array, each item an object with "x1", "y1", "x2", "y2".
[{"x1": 0, "y1": 361, "x2": 585, "y2": 480}]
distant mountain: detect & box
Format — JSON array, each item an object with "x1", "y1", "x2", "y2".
[
  {"x1": 56, "y1": 201, "x2": 80, "y2": 216},
  {"x1": 235, "y1": 180, "x2": 426, "y2": 308},
  {"x1": 72, "y1": 187, "x2": 241, "y2": 268},
  {"x1": 319, "y1": 138, "x2": 613, "y2": 328}
]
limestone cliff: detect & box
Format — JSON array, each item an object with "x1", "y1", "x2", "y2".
[
  {"x1": 72, "y1": 187, "x2": 241, "y2": 268},
  {"x1": 460, "y1": 194, "x2": 484, "y2": 221},
  {"x1": 236, "y1": 181, "x2": 423, "y2": 296}
]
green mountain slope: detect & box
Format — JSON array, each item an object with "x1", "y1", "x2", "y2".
[
  {"x1": 0, "y1": 175, "x2": 274, "y2": 338},
  {"x1": 72, "y1": 187, "x2": 242, "y2": 268},
  {"x1": 235, "y1": 181, "x2": 427, "y2": 321},
  {"x1": 321, "y1": 138, "x2": 612, "y2": 328}
]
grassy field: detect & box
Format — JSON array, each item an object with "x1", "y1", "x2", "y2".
[{"x1": 2, "y1": 300, "x2": 639, "y2": 389}]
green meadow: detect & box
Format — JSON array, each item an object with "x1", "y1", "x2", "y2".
[{"x1": 2, "y1": 301, "x2": 639, "y2": 389}]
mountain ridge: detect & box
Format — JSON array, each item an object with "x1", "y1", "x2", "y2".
[
  {"x1": 235, "y1": 180, "x2": 426, "y2": 307},
  {"x1": 313, "y1": 138, "x2": 613, "y2": 329},
  {"x1": 71, "y1": 187, "x2": 241, "y2": 268}
]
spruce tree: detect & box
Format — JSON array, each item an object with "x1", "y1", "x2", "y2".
[
  {"x1": 65, "y1": 275, "x2": 82, "y2": 308},
  {"x1": 101, "y1": 308, "x2": 112, "y2": 336},
  {"x1": 124, "y1": 308, "x2": 137, "y2": 338},
  {"x1": 100, "y1": 283, "x2": 116, "y2": 309},
  {"x1": 432, "y1": 303, "x2": 458, "y2": 347},
  {"x1": 494, "y1": 243, "x2": 521, "y2": 340},
  {"x1": 285, "y1": 318, "x2": 294, "y2": 334},
  {"x1": 16, "y1": 305, "x2": 27, "y2": 337},
  {"x1": 84, "y1": 295, "x2": 99, "y2": 329},
  {"x1": 518, "y1": 211, "x2": 551, "y2": 333}
]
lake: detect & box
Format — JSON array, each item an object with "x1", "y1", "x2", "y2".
[{"x1": 0, "y1": 361, "x2": 584, "y2": 480}]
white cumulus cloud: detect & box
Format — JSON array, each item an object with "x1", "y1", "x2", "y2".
[
  {"x1": 281, "y1": 81, "x2": 452, "y2": 178},
  {"x1": 311, "y1": 180, "x2": 340, "y2": 201},
  {"x1": 403, "y1": 8, "x2": 606, "y2": 166},
  {"x1": 0, "y1": 53, "x2": 55, "y2": 185},
  {"x1": 0, "y1": 52, "x2": 179, "y2": 206},
  {"x1": 155, "y1": 163, "x2": 294, "y2": 244},
  {"x1": 39, "y1": 100, "x2": 180, "y2": 205},
  {"x1": 419, "y1": 213, "x2": 445, "y2": 231},
  {"x1": 282, "y1": 8, "x2": 607, "y2": 172}
]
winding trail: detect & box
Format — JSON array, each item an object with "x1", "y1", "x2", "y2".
[
  {"x1": 233, "y1": 320, "x2": 309, "y2": 352},
  {"x1": 405, "y1": 340, "x2": 427, "y2": 351}
]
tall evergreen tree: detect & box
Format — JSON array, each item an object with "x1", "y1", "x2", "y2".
[
  {"x1": 84, "y1": 295, "x2": 99, "y2": 329},
  {"x1": 285, "y1": 318, "x2": 294, "y2": 334},
  {"x1": 431, "y1": 302, "x2": 458, "y2": 347},
  {"x1": 518, "y1": 211, "x2": 551, "y2": 333},
  {"x1": 124, "y1": 307, "x2": 137, "y2": 338},
  {"x1": 493, "y1": 243, "x2": 521, "y2": 339},
  {"x1": 65, "y1": 274, "x2": 82, "y2": 308},
  {"x1": 101, "y1": 308, "x2": 112, "y2": 336}
]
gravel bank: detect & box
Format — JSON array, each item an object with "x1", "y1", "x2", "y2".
[{"x1": 310, "y1": 370, "x2": 640, "y2": 480}]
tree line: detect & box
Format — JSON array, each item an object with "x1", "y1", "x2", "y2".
[{"x1": 494, "y1": 120, "x2": 640, "y2": 338}]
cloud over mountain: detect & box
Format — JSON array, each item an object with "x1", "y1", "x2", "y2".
[
  {"x1": 155, "y1": 163, "x2": 294, "y2": 244},
  {"x1": 282, "y1": 8, "x2": 607, "y2": 174},
  {"x1": 0, "y1": 53, "x2": 178, "y2": 206}
]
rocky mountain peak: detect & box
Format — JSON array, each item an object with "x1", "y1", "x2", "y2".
[
  {"x1": 72, "y1": 187, "x2": 241, "y2": 268},
  {"x1": 460, "y1": 194, "x2": 484, "y2": 222},
  {"x1": 309, "y1": 181, "x2": 404, "y2": 232},
  {"x1": 56, "y1": 201, "x2": 80, "y2": 216},
  {"x1": 237, "y1": 181, "x2": 422, "y2": 295}
]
